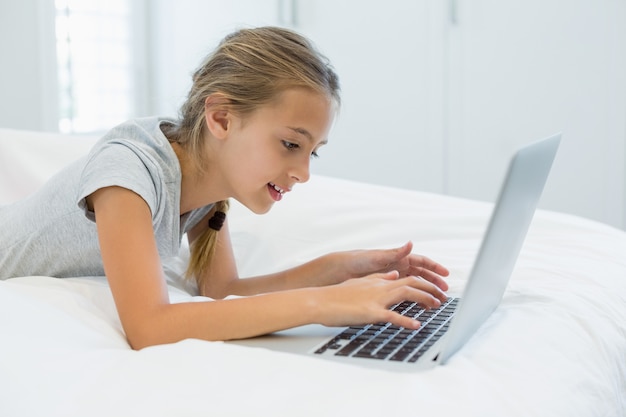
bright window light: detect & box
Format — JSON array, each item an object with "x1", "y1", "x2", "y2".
[{"x1": 55, "y1": 0, "x2": 137, "y2": 133}]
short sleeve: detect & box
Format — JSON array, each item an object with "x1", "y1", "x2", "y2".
[{"x1": 76, "y1": 142, "x2": 160, "y2": 222}]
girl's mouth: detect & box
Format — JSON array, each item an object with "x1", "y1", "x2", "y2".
[{"x1": 268, "y1": 182, "x2": 286, "y2": 202}]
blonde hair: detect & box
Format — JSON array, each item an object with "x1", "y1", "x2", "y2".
[{"x1": 164, "y1": 27, "x2": 340, "y2": 289}]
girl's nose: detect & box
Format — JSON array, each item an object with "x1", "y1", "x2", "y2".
[{"x1": 290, "y1": 158, "x2": 311, "y2": 183}]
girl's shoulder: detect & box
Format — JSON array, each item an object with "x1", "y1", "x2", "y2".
[
  {"x1": 93, "y1": 116, "x2": 177, "y2": 154},
  {"x1": 86, "y1": 116, "x2": 180, "y2": 176}
]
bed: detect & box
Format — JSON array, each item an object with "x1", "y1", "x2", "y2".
[{"x1": 1, "y1": 127, "x2": 625, "y2": 417}]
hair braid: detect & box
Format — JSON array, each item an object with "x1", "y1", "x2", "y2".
[{"x1": 185, "y1": 199, "x2": 230, "y2": 289}]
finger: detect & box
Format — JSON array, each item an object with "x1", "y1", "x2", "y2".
[
  {"x1": 408, "y1": 255, "x2": 450, "y2": 277},
  {"x1": 380, "y1": 310, "x2": 421, "y2": 330},
  {"x1": 374, "y1": 242, "x2": 413, "y2": 269},
  {"x1": 380, "y1": 270, "x2": 400, "y2": 281},
  {"x1": 395, "y1": 276, "x2": 447, "y2": 305},
  {"x1": 408, "y1": 267, "x2": 450, "y2": 291}
]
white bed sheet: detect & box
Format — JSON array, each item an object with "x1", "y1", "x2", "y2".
[{"x1": 1, "y1": 130, "x2": 625, "y2": 417}]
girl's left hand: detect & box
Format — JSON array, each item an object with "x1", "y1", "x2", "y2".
[{"x1": 329, "y1": 241, "x2": 449, "y2": 292}]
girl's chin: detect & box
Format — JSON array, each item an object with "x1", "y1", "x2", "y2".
[
  {"x1": 251, "y1": 205, "x2": 273, "y2": 215},
  {"x1": 234, "y1": 198, "x2": 273, "y2": 215}
]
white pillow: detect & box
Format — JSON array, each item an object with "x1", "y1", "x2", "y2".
[{"x1": 0, "y1": 128, "x2": 98, "y2": 204}]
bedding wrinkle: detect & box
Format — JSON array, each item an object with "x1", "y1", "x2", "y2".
[{"x1": 504, "y1": 282, "x2": 626, "y2": 415}]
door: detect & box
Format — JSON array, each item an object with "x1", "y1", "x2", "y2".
[{"x1": 447, "y1": 0, "x2": 626, "y2": 228}]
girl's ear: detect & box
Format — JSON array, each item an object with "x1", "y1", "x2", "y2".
[{"x1": 204, "y1": 94, "x2": 232, "y2": 140}]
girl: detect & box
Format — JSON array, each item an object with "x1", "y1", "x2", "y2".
[{"x1": 0, "y1": 27, "x2": 449, "y2": 349}]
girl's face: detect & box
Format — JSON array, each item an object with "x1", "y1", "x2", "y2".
[{"x1": 214, "y1": 88, "x2": 335, "y2": 214}]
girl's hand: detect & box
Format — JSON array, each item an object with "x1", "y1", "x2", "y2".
[
  {"x1": 315, "y1": 270, "x2": 448, "y2": 330},
  {"x1": 328, "y1": 241, "x2": 449, "y2": 292}
]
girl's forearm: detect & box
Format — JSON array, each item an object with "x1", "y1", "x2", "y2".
[
  {"x1": 224, "y1": 253, "x2": 342, "y2": 296},
  {"x1": 127, "y1": 287, "x2": 323, "y2": 349},
  {"x1": 128, "y1": 269, "x2": 447, "y2": 349}
]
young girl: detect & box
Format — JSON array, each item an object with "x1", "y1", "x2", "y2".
[{"x1": 0, "y1": 27, "x2": 449, "y2": 349}]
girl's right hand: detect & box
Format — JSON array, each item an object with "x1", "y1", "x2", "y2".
[{"x1": 314, "y1": 271, "x2": 448, "y2": 330}]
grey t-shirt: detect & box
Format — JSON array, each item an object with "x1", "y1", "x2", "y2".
[{"x1": 0, "y1": 117, "x2": 213, "y2": 279}]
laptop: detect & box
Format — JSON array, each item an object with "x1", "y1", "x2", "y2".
[{"x1": 230, "y1": 134, "x2": 561, "y2": 371}]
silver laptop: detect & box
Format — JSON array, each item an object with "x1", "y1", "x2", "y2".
[{"x1": 230, "y1": 134, "x2": 561, "y2": 371}]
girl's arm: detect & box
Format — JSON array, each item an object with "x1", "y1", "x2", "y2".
[
  {"x1": 188, "y1": 209, "x2": 351, "y2": 298},
  {"x1": 89, "y1": 186, "x2": 320, "y2": 348},
  {"x1": 90, "y1": 186, "x2": 446, "y2": 349},
  {"x1": 188, "y1": 212, "x2": 350, "y2": 298},
  {"x1": 190, "y1": 213, "x2": 449, "y2": 299}
]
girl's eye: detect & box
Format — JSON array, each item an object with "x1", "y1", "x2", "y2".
[
  {"x1": 282, "y1": 140, "x2": 299, "y2": 151},
  {"x1": 282, "y1": 140, "x2": 320, "y2": 159}
]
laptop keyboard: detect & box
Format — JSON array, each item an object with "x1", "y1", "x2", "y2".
[{"x1": 314, "y1": 298, "x2": 459, "y2": 362}]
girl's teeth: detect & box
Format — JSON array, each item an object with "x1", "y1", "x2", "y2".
[{"x1": 270, "y1": 183, "x2": 285, "y2": 194}]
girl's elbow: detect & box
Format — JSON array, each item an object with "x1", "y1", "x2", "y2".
[
  {"x1": 121, "y1": 313, "x2": 175, "y2": 350},
  {"x1": 125, "y1": 327, "x2": 165, "y2": 350}
]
